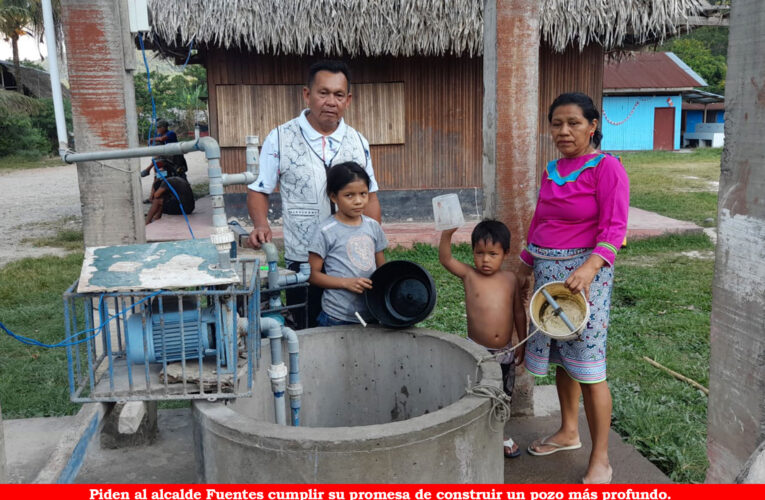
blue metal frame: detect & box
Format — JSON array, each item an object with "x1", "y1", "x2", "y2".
[{"x1": 61, "y1": 257, "x2": 305, "y2": 403}]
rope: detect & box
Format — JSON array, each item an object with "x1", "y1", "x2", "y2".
[
  {"x1": 466, "y1": 329, "x2": 543, "y2": 430},
  {"x1": 465, "y1": 383, "x2": 512, "y2": 431}
]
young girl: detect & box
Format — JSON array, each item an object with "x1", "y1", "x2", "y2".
[{"x1": 308, "y1": 162, "x2": 388, "y2": 326}]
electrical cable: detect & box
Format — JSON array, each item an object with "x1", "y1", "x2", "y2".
[
  {"x1": 139, "y1": 33, "x2": 195, "y2": 239},
  {"x1": 0, "y1": 290, "x2": 163, "y2": 349},
  {"x1": 0, "y1": 37, "x2": 198, "y2": 349}
]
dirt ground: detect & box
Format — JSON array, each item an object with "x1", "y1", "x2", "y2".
[{"x1": 0, "y1": 151, "x2": 210, "y2": 268}]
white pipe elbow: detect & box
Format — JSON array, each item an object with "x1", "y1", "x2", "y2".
[{"x1": 278, "y1": 263, "x2": 311, "y2": 286}]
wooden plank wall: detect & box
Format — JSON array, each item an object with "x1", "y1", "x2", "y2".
[
  {"x1": 215, "y1": 83, "x2": 405, "y2": 147},
  {"x1": 537, "y1": 43, "x2": 605, "y2": 178},
  {"x1": 205, "y1": 50, "x2": 483, "y2": 193}
]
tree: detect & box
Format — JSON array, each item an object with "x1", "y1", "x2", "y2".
[
  {"x1": 0, "y1": 0, "x2": 61, "y2": 95},
  {"x1": 662, "y1": 33, "x2": 728, "y2": 95},
  {"x1": 134, "y1": 64, "x2": 207, "y2": 141},
  {"x1": 668, "y1": 38, "x2": 726, "y2": 94}
]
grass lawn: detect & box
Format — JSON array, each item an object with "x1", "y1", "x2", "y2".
[
  {"x1": 620, "y1": 149, "x2": 721, "y2": 226},
  {"x1": 0, "y1": 155, "x2": 66, "y2": 172},
  {"x1": 0, "y1": 149, "x2": 719, "y2": 483},
  {"x1": 390, "y1": 232, "x2": 713, "y2": 484},
  {"x1": 0, "y1": 254, "x2": 82, "y2": 418}
]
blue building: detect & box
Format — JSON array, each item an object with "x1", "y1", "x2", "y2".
[{"x1": 601, "y1": 52, "x2": 707, "y2": 151}]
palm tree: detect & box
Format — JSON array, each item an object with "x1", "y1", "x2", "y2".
[{"x1": 0, "y1": 0, "x2": 60, "y2": 95}]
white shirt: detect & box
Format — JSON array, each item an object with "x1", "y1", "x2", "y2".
[{"x1": 247, "y1": 109, "x2": 378, "y2": 194}]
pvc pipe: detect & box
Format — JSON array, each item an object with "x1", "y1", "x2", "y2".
[
  {"x1": 222, "y1": 172, "x2": 257, "y2": 186},
  {"x1": 63, "y1": 141, "x2": 198, "y2": 164},
  {"x1": 245, "y1": 136, "x2": 260, "y2": 175},
  {"x1": 278, "y1": 262, "x2": 311, "y2": 287},
  {"x1": 282, "y1": 327, "x2": 302, "y2": 426},
  {"x1": 261, "y1": 316, "x2": 287, "y2": 426},
  {"x1": 41, "y1": 0, "x2": 68, "y2": 157}
]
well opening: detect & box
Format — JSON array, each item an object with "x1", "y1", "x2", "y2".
[{"x1": 234, "y1": 326, "x2": 476, "y2": 427}]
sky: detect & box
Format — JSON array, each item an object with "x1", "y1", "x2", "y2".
[{"x1": 0, "y1": 35, "x2": 47, "y2": 63}]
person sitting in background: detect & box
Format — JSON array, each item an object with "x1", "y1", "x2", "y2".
[
  {"x1": 145, "y1": 176, "x2": 195, "y2": 224},
  {"x1": 142, "y1": 119, "x2": 188, "y2": 179},
  {"x1": 150, "y1": 119, "x2": 177, "y2": 145}
]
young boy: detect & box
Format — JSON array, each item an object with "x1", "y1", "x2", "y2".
[{"x1": 439, "y1": 219, "x2": 527, "y2": 458}]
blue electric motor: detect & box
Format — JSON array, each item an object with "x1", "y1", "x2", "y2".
[{"x1": 126, "y1": 301, "x2": 218, "y2": 365}]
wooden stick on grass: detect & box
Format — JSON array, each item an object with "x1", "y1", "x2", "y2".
[{"x1": 643, "y1": 356, "x2": 709, "y2": 396}]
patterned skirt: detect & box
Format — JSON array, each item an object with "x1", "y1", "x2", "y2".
[{"x1": 524, "y1": 244, "x2": 614, "y2": 383}]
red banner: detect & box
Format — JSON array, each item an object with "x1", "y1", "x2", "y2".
[{"x1": 0, "y1": 484, "x2": 763, "y2": 500}]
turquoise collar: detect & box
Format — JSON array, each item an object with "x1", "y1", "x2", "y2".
[{"x1": 546, "y1": 154, "x2": 605, "y2": 186}]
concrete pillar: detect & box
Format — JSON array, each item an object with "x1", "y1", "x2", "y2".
[
  {"x1": 0, "y1": 400, "x2": 7, "y2": 483},
  {"x1": 61, "y1": 0, "x2": 145, "y2": 246},
  {"x1": 60, "y1": 0, "x2": 155, "y2": 445},
  {"x1": 482, "y1": 0, "x2": 540, "y2": 416},
  {"x1": 706, "y1": 0, "x2": 765, "y2": 483}
]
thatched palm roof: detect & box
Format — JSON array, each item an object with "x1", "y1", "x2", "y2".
[{"x1": 149, "y1": 0, "x2": 704, "y2": 57}]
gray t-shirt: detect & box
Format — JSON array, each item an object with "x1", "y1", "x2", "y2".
[{"x1": 308, "y1": 215, "x2": 388, "y2": 322}]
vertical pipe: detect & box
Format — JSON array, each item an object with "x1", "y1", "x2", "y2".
[
  {"x1": 282, "y1": 327, "x2": 302, "y2": 426},
  {"x1": 261, "y1": 317, "x2": 287, "y2": 425},
  {"x1": 41, "y1": 0, "x2": 68, "y2": 156},
  {"x1": 245, "y1": 135, "x2": 260, "y2": 175}
]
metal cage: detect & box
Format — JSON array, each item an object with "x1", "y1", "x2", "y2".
[{"x1": 62, "y1": 257, "x2": 272, "y2": 403}]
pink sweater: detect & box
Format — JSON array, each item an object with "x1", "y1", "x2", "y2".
[{"x1": 520, "y1": 153, "x2": 630, "y2": 267}]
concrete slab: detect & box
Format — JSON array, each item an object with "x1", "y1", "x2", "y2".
[
  {"x1": 3, "y1": 415, "x2": 76, "y2": 483},
  {"x1": 74, "y1": 409, "x2": 196, "y2": 484},
  {"x1": 505, "y1": 414, "x2": 671, "y2": 484},
  {"x1": 5, "y1": 382, "x2": 670, "y2": 484},
  {"x1": 627, "y1": 207, "x2": 702, "y2": 240},
  {"x1": 145, "y1": 196, "x2": 214, "y2": 242}
]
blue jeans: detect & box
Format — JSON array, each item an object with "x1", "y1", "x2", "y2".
[{"x1": 317, "y1": 310, "x2": 356, "y2": 327}]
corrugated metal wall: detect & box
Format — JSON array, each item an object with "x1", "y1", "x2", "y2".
[
  {"x1": 601, "y1": 94, "x2": 682, "y2": 150},
  {"x1": 205, "y1": 50, "x2": 483, "y2": 193}
]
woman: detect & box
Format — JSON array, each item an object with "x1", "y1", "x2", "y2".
[{"x1": 519, "y1": 92, "x2": 629, "y2": 484}]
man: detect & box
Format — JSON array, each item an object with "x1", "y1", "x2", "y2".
[
  {"x1": 151, "y1": 119, "x2": 178, "y2": 145},
  {"x1": 247, "y1": 60, "x2": 381, "y2": 329},
  {"x1": 141, "y1": 119, "x2": 188, "y2": 182},
  {"x1": 145, "y1": 176, "x2": 195, "y2": 224}
]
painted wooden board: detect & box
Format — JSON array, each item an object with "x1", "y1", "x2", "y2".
[{"x1": 78, "y1": 239, "x2": 240, "y2": 293}]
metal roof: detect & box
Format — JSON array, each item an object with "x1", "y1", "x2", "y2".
[{"x1": 603, "y1": 52, "x2": 707, "y2": 93}]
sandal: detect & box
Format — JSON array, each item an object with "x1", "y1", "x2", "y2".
[
  {"x1": 527, "y1": 435, "x2": 582, "y2": 456},
  {"x1": 504, "y1": 437, "x2": 521, "y2": 458}
]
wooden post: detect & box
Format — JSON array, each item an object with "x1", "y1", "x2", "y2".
[
  {"x1": 61, "y1": 0, "x2": 145, "y2": 246},
  {"x1": 483, "y1": 0, "x2": 540, "y2": 416},
  {"x1": 707, "y1": 0, "x2": 765, "y2": 483}
]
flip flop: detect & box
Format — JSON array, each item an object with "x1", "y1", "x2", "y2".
[
  {"x1": 503, "y1": 438, "x2": 521, "y2": 459},
  {"x1": 527, "y1": 436, "x2": 582, "y2": 456},
  {"x1": 582, "y1": 465, "x2": 613, "y2": 484}
]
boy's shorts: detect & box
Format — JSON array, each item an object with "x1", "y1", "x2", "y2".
[
  {"x1": 468, "y1": 337, "x2": 515, "y2": 398},
  {"x1": 490, "y1": 347, "x2": 515, "y2": 398}
]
